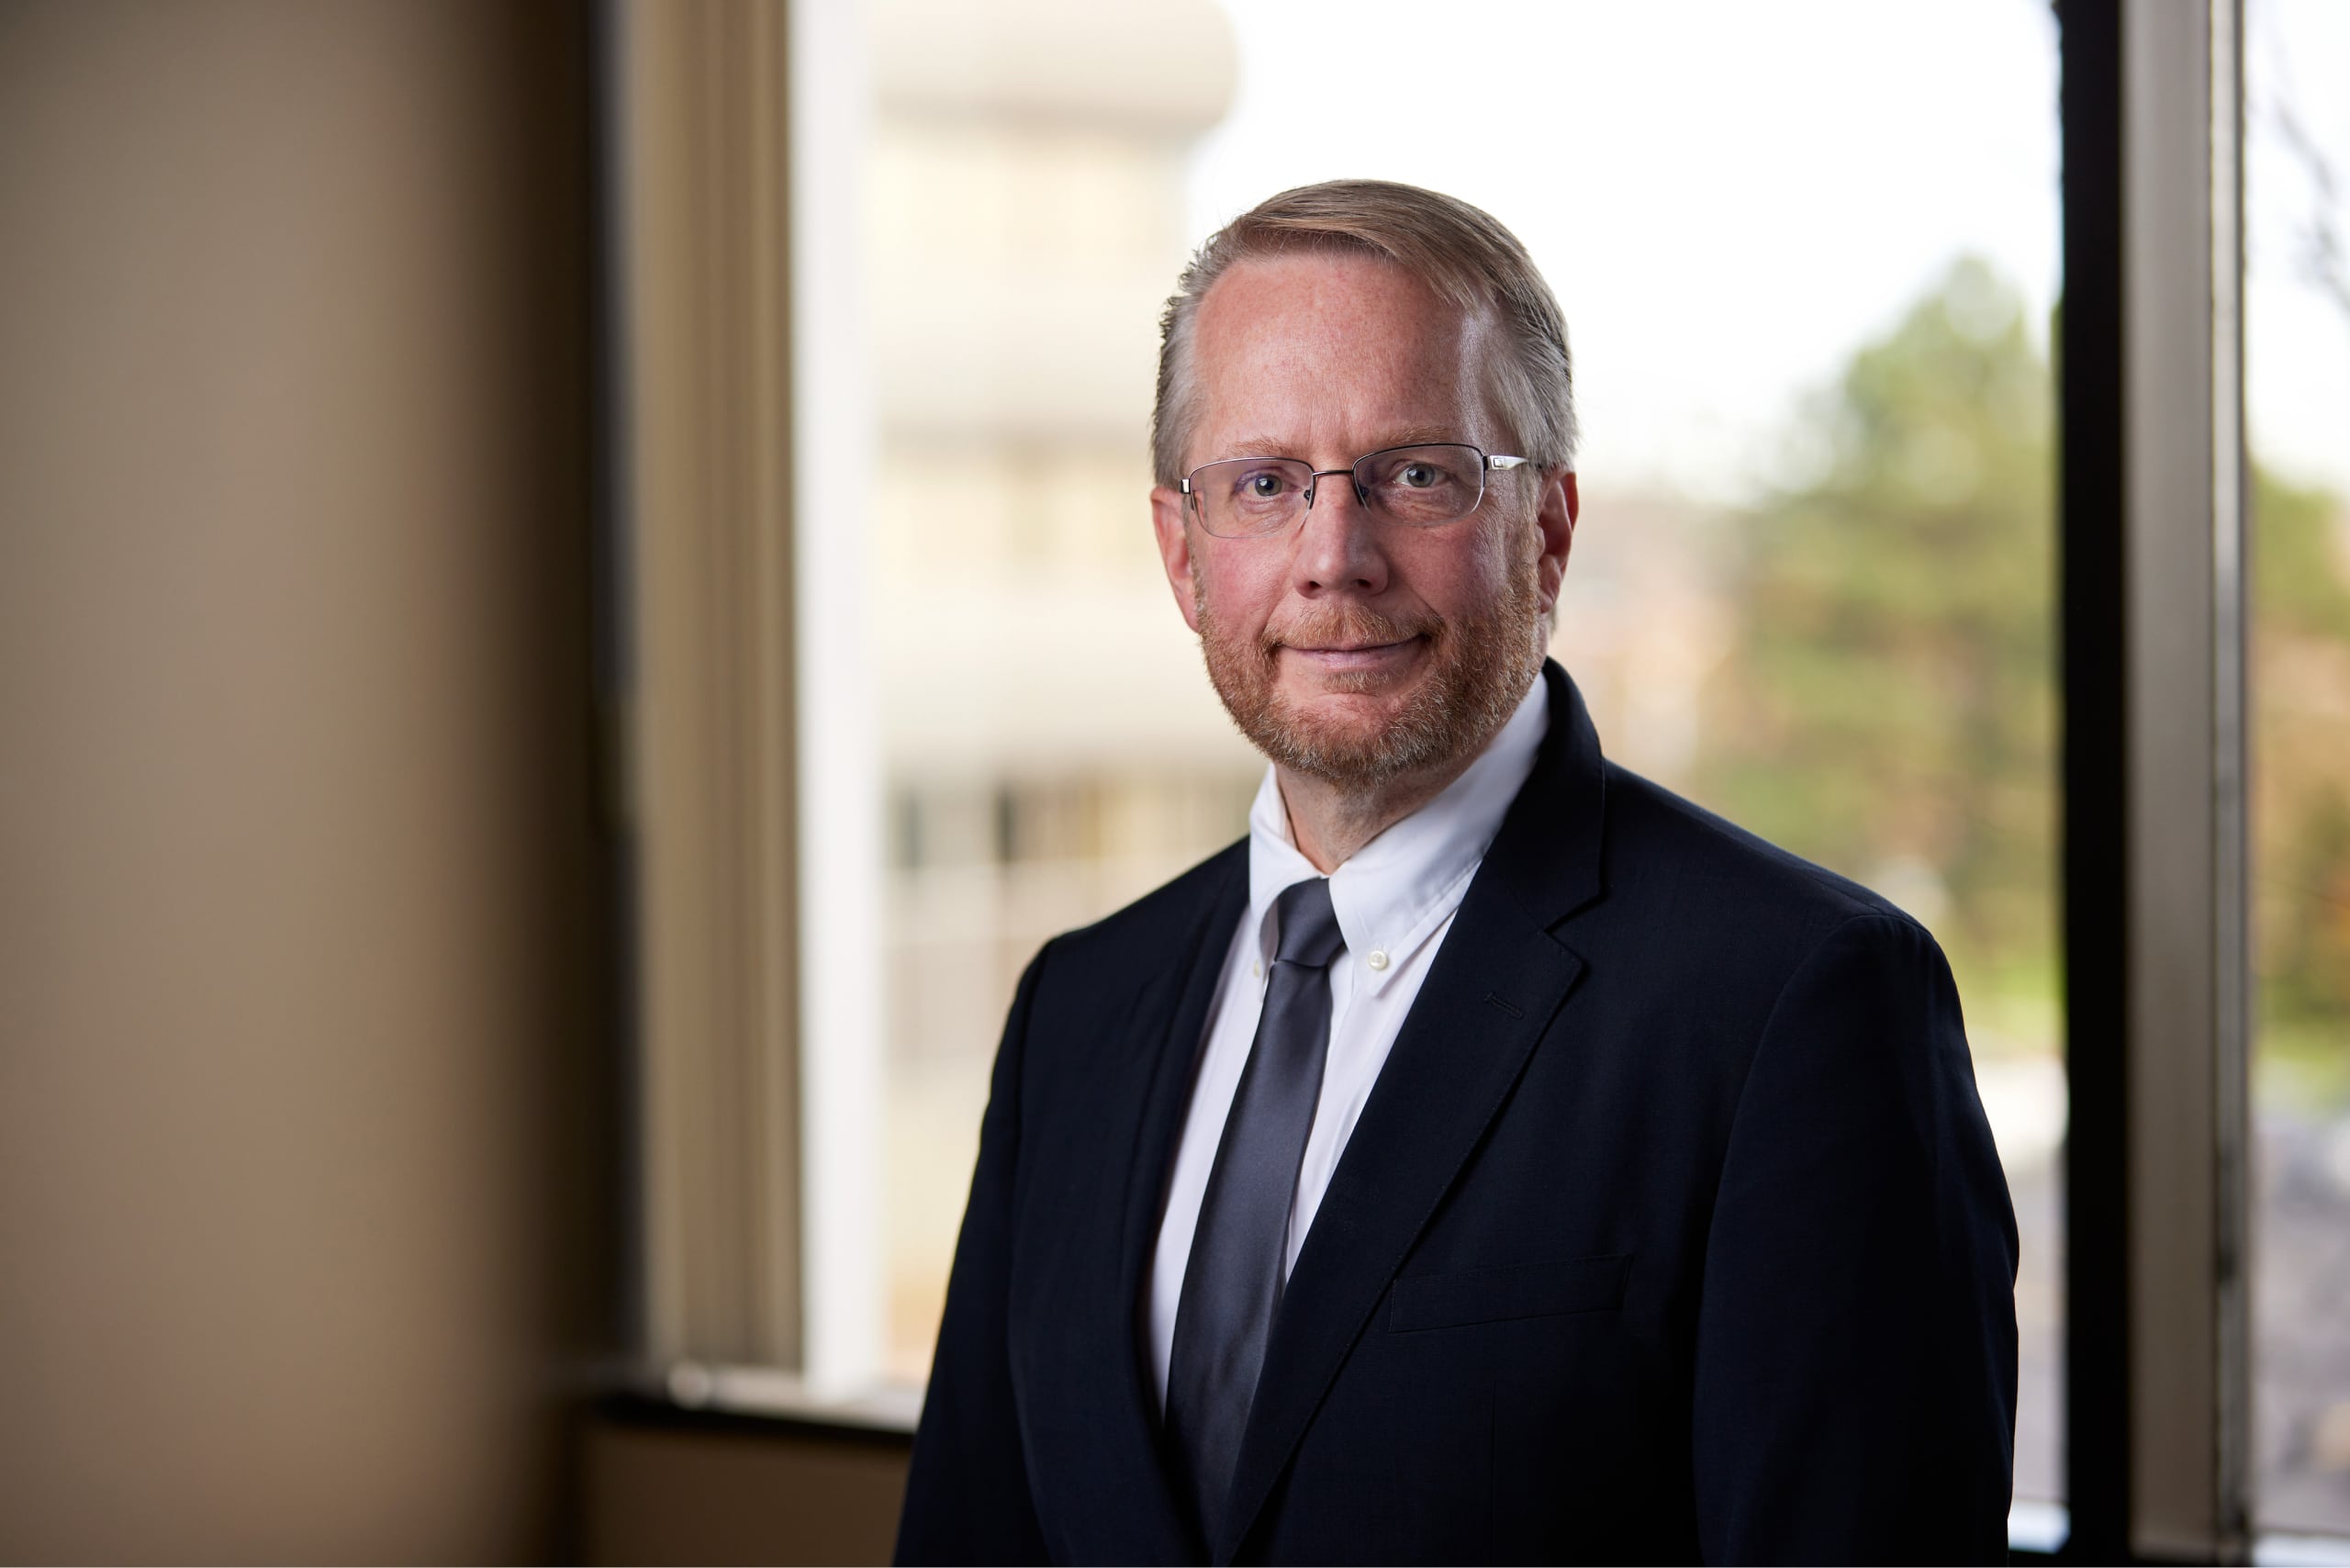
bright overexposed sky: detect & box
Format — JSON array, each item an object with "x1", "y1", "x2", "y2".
[
  {"x1": 2248, "y1": 0, "x2": 2350, "y2": 497},
  {"x1": 1187, "y1": 0, "x2": 2349, "y2": 503}
]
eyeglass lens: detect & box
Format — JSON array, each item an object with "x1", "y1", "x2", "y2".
[{"x1": 1187, "y1": 444, "x2": 1488, "y2": 538}]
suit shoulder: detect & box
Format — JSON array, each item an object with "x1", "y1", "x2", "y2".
[
  {"x1": 1013, "y1": 840, "x2": 1245, "y2": 1055},
  {"x1": 1602, "y1": 763, "x2": 1926, "y2": 939},
  {"x1": 1586, "y1": 767, "x2": 1962, "y2": 1089}
]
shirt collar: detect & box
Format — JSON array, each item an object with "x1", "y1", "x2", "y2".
[{"x1": 1245, "y1": 674, "x2": 1550, "y2": 994}]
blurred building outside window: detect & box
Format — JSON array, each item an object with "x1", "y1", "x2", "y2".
[{"x1": 857, "y1": 0, "x2": 1259, "y2": 1378}]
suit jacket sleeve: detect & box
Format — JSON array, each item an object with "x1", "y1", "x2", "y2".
[
  {"x1": 1692, "y1": 913, "x2": 2020, "y2": 1566},
  {"x1": 894, "y1": 941, "x2": 1054, "y2": 1566}
]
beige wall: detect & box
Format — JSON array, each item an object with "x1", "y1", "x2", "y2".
[
  {"x1": 581, "y1": 1412, "x2": 909, "y2": 1566},
  {"x1": 0, "y1": 3, "x2": 610, "y2": 1560}
]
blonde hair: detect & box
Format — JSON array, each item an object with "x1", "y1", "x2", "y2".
[{"x1": 1152, "y1": 179, "x2": 1578, "y2": 488}]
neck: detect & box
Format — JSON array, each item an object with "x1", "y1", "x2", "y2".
[{"x1": 1276, "y1": 747, "x2": 1483, "y2": 873}]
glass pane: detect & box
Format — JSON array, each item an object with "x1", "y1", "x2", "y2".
[
  {"x1": 860, "y1": 7, "x2": 2065, "y2": 1511},
  {"x1": 2248, "y1": 0, "x2": 2350, "y2": 1537},
  {"x1": 862, "y1": 6, "x2": 1260, "y2": 1376}
]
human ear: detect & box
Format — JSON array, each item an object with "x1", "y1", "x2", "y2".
[
  {"x1": 1150, "y1": 486, "x2": 1202, "y2": 633},
  {"x1": 1534, "y1": 469, "x2": 1577, "y2": 615}
]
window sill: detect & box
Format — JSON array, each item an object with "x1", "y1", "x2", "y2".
[
  {"x1": 602, "y1": 1361, "x2": 922, "y2": 1443},
  {"x1": 590, "y1": 1382, "x2": 2350, "y2": 1567}
]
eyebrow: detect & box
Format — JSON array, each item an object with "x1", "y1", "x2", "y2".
[
  {"x1": 1201, "y1": 427, "x2": 1477, "y2": 465},
  {"x1": 1202, "y1": 435, "x2": 1293, "y2": 464}
]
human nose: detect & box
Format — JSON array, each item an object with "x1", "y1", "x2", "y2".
[{"x1": 1292, "y1": 466, "x2": 1388, "y2": 595}]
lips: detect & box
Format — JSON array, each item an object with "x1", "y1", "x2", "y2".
[
  {"x1": 1288, "y1": 637, "x2": 1416, "y2": 655},
  {"x1": 1281, "y1": 635, "x2": 1427, "y2": 675}
]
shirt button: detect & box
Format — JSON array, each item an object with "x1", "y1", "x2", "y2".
[
  {"x1": 1251, "y1": 960, "x2": 1263, "y2": 980},
  {"x1": 1366, "y1": 949, "x2": 1390, "y2": 972}
]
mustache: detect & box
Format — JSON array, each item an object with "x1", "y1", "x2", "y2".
[{"x1": 1260, "y1": 605, "x2": 1442, "y2": 655}]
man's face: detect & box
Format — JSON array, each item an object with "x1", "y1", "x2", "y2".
[{"x1": 1150, "y1": 252, "x2": 1578, "y2": 787}]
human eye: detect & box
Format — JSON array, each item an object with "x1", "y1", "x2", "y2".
[
  {"x1": 1367, "y1": 447, "x2": 1477, "y2": 522},
  {"x1": 1367, "y1": 451, "x2": 1459, "y2": 488},
  {"x1": 1226, "y1": 464, "x2": 1296, "y2": 504}
]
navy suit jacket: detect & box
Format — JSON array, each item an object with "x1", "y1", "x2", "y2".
[{"x1": 897, "y1": 662, "x2": 2019, "y2": 1565}]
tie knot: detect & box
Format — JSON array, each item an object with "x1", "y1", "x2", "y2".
[{"x1": 1272, "y1": 877, "x2": 1345, "y2": 969}]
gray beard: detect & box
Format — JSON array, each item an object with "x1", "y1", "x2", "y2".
[{"x1": 1193, "y1": 571, "x2": 1545, "y2": 790}]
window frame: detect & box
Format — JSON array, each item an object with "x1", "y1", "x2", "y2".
[
  {"x1": 2058, "y1": 0, "x2": 2255, "y2": 1557},
  {"x1": 599, "y1": 1, "x2": 2350, "y2": 1559}
]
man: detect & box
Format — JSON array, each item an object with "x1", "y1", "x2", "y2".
[{"x1": 896, "y1": 180, "x2": 2017, "y2": 1565}]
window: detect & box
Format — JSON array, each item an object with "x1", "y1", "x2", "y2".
[
  {"x1": 855, "y1": 3, "x2": 2069, "y2": 1506},
  {"x1": 604, "y1": 1, "x2": 2350, "y2": 1558},
  {"x1": 2247, "y1": 0, "x2": 2350, "y2": 1538},
  {"x1": 856, "y1": 0, "x2": 1255, "y2": 1379}
]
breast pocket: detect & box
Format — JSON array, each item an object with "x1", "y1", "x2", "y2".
[{"x1": 1385, "y1": 1252, "x2": 1631, "y2": 1333}]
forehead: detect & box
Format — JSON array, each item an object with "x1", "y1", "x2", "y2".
[{"x1": 1186, "y1": 251, "x2": 1497, "y2": 464}]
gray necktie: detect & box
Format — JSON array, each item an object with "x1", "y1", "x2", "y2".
[{"x1": 1165, "y1": 875, "x2": 1346, "y2": 1541}]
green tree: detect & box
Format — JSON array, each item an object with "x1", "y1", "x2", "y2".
[
  {"x1": 1697, "y1": 257, "x2": 2056, "y2": 1011},
  {"x1": 1695, "y1": 259, "x2": 2350, "y2": 1089},
  {"x1": 2252, "y1": 466, "x2": 2350, "y2": 1094}
]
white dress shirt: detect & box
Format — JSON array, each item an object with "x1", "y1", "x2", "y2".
[{"x1": 1147, "y1": 676, "x2": 1550, "y2": 1407}]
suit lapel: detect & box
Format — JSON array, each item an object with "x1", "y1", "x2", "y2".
[
  {"x1": 1117, "y1": 851, "x2": 1247, "y2": 1311},
  {"x1": 1214, "y1": 662, "x2": 1609, "y2": 1562},
  {"x1": 1211, "y1": 902, "x2": 1585, "y2": 1561},
  {"x1": 1056, "y1": 843, "x2": 1243, "y2": 1562}
]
